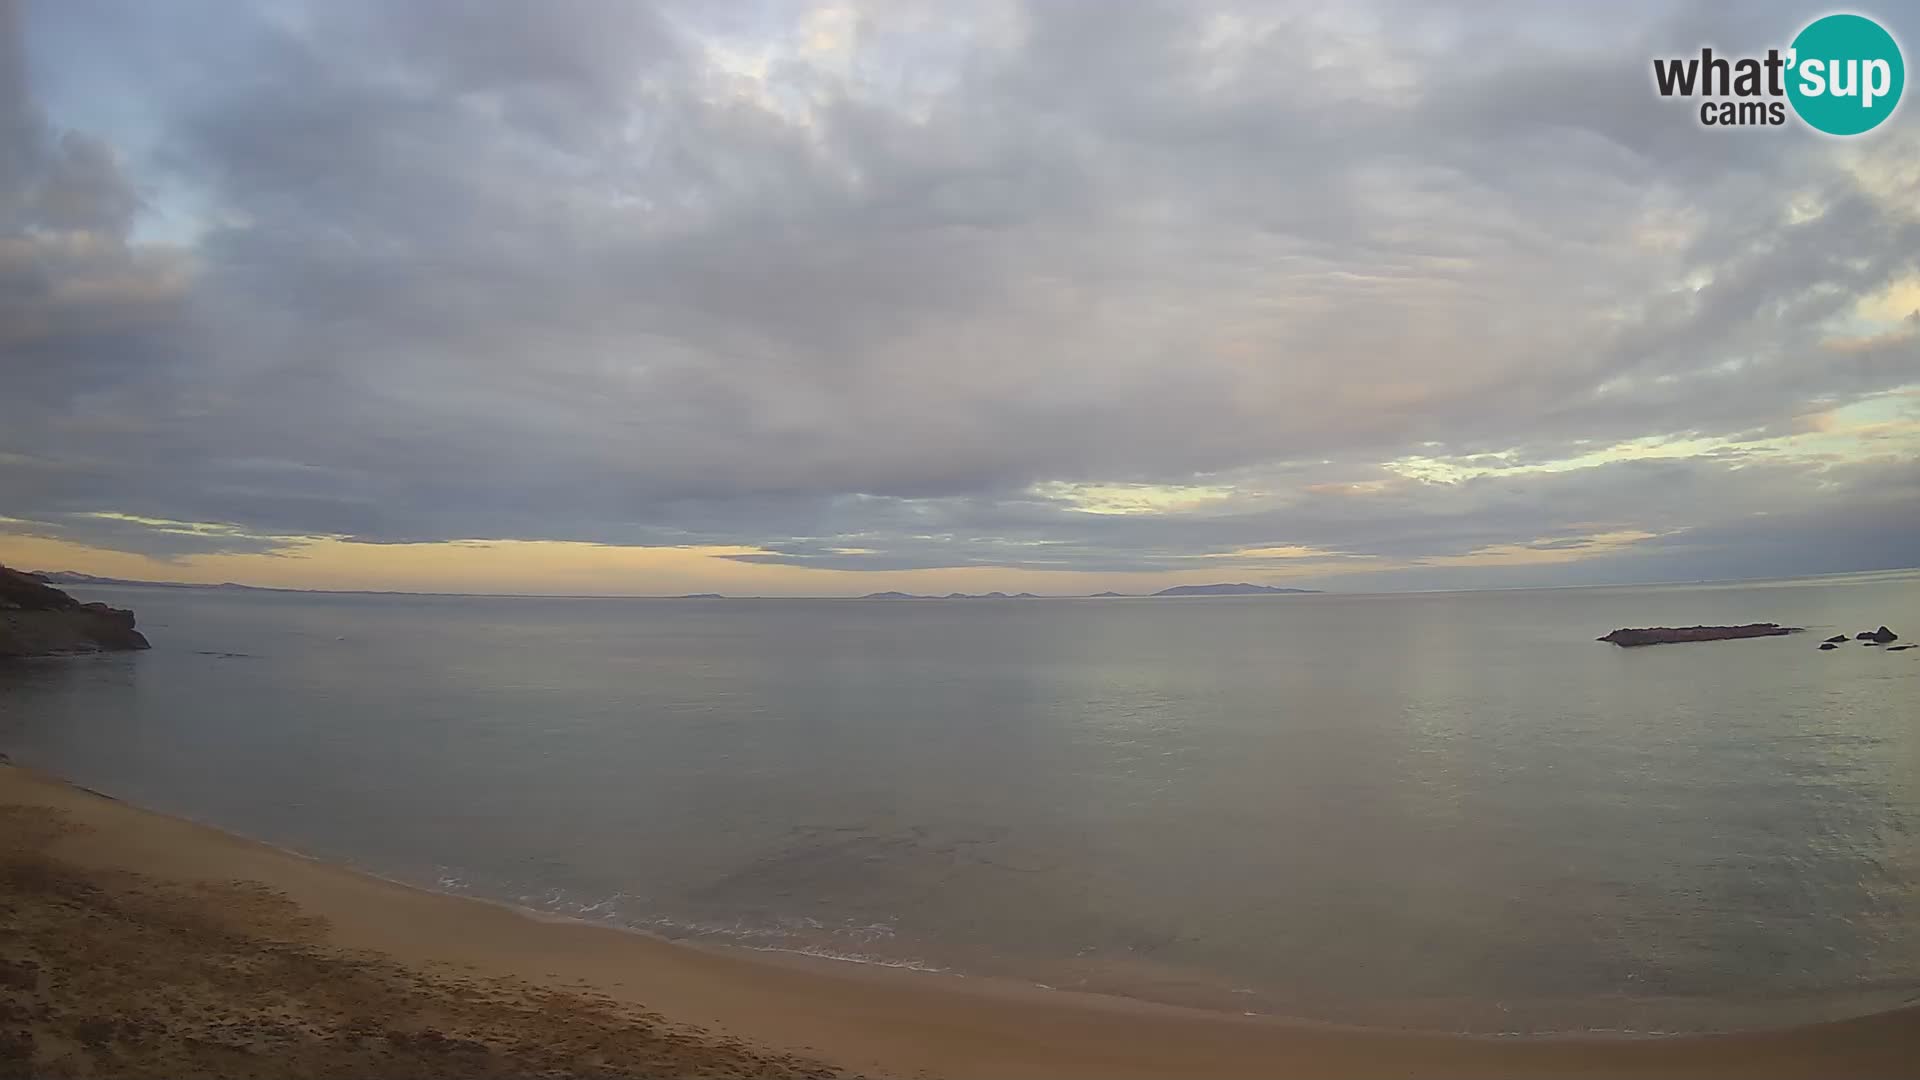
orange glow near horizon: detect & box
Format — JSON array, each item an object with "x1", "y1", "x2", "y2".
[
  {"x1": 0, "y1": 532, "x2": 1363, "y2": 597},
  {"x1": 0, "y1": 521, "x2": 1696, "y2": 597}
]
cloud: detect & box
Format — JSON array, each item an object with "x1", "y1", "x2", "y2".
[
  {"x1": 0, "y1": 511, "x2": 299, "y2": 560},
  {"x1": 0, "y1": 0, "x2": 1916, "y2": 591}
]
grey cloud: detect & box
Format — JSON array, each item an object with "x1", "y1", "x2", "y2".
[
  {"x1": 691, "y1": 450, "x2": 1919, "y2": 583},
  {"x1": 1, "y1": 3, "x2": 192, "y2": 472},
  {"x1": 1, "y1": 0, "x2": 1917, "y2": 585},
  {"x1": 0, "y1": 511, "x2": 297, "y2": 559}
]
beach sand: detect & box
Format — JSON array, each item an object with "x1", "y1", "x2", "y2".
[{"x1": 2, "y1": 762, "x2": 1917, "y2": 1079}]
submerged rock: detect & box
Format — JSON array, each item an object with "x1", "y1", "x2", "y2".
[
  {"x1": 0, "y1": 564, "x2": 151, "y2": 657},
  {"x1": 1819, "y1": 642, "x2": 1840, "y2": 650},
  {"x1": 1598, "y1": 624, "x2": 1799, "y2": 647},
  {"x1": 1889, "y1": 645, "x2": 1914, "y2": 652}
]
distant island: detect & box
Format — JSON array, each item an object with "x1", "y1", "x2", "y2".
[
  {"x1": 857, "y1": 583, "x2": 1320, "y2": 599},
  {"x1": 858, "y1": 591, "x2": 1042, "y2": 600},
  {"x1": 32, "y1": 570, "x2": 279, "y2": 592},
  {"x1": 674, "y1": 593, "x2": 726, "y2": 600},
  {"x1": 1150, "y1": 583, "x2": 1319, "y2": 596}
]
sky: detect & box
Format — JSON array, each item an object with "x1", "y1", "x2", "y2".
[{"x1": 1, "y1": 0, "x2": 1916, "y2": 596}]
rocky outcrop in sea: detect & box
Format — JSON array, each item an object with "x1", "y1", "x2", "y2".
[{"x1": 1597, "y1": 624, "x2": 1798, "y2": 646}]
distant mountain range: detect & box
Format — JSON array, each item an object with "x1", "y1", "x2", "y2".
[
  {"x1": 858, "y1": 591, "x2": 1043, "y2": 600},
  {"x1": 859, "y1": 583, "x2": 1319, "y2": 599},
  {"x1": 31, "y1": 570, "x2": 1319, "y2": 601},
  {"x1": 1150, "y1": 582, "x2": 1319, "y2": 596},
  {"x1": 32, "y1": 571, "x2": 282, "y2": 592}
]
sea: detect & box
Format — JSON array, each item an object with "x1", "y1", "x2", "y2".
[{"x1": 3, "y1": 571, "x2": 1917, "y2": 1034}]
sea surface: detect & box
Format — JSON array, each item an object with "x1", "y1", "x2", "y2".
[{"x1": 3, "y1": 572, "x2": 1918, "y2": 1033}]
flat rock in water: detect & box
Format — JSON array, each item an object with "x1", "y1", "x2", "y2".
[
  {"x1": 1824, "y1": 634, "x2": 1850, "y2": 643},
  {"x1": 1819, "y1": 642, "x2": 1839, "y2": 650},
  {"x1": 1598, "y1": 624, "x2": 1799, "y2": 647}
]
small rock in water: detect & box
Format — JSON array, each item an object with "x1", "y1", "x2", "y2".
[
  {"x1": 1870, "y1": 625, "x2": 1899, "y2": 643},
  {"x1": 1889, "y1": 644, "x2": 1914, "y2": 652},
  {"x1": 1824, "y1": 634, "x2": 1849, "y2": 643},
  {"x1": 1818, "y1": 642, "x2": 1839, "y2": 650}
]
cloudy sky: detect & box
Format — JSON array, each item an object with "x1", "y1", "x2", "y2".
[{"x1": 2, "y1": 0, "x2": 1916, "y2": 595}]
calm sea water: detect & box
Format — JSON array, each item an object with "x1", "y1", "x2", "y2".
[{"x1": 3, "y1": 573, "x2": 1918, "y2": 1032}]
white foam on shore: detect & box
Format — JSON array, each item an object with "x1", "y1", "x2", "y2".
[
  {"x1": 452, "y1": 880, "x2": 946, "y2": 976},
  {"x1": 369, "y1": 867, "x2": 1882, "y2": 1039}
]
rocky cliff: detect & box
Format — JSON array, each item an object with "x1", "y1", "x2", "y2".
[{"x1": 0, "y1": 565, "x2": 151, "y2": 657}]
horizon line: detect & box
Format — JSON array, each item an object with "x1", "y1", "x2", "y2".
[{"x1": 21, "y1": 566, "x2": 1919, "y2": 603}]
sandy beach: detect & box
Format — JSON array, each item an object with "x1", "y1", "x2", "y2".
[{"x1": 2, "y1": 761, "x2": 1917, "y2": 1079}]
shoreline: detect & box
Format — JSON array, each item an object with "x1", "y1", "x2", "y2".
[
  {"x1": 408, "y1": 885, "x2": 1902, "y2": 1042},
  {"x1": 17, "y1": 765, "x2": 1903, "y2": 1042},
  {"x1": 4, "y1": 762, "x2": 1919, "y2": 1078}
]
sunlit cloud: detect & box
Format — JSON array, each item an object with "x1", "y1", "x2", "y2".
[
  {"x1": 1855, "y1": 276, "x2": 1920, "y2": 324},
  {"x1": 1030, "y1": 481, "x2": 1243, "y2": 517},
  {"x1": 1414, "y1": 530, "x2": 1665, "y2": 569}
]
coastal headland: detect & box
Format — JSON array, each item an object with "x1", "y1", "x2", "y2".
[{"x1": 0, "y1": 566, "x2": 150, "y2": 658}]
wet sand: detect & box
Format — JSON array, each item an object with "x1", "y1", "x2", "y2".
[{"x1": 2, "y1": 761, "x2": 1916, "y2": 1079}]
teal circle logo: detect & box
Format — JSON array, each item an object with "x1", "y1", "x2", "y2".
[{"x1": 1787, "y1": 14, "x2": 1904, "y2": 135}]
